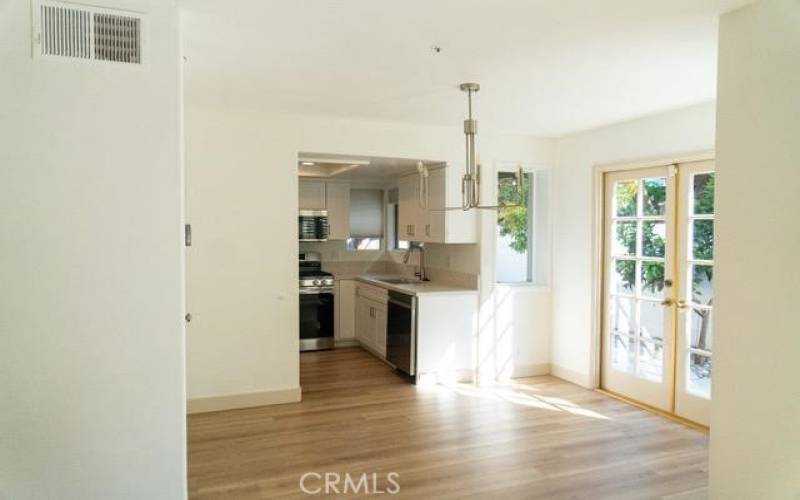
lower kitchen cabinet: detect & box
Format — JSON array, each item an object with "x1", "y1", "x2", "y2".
[
  {"x1": 348, "y1": 280, "x2": 477, "y2": 383},
  {"x1": 355, "y1": 284, "x2": 388, "y2": 357},
  {"x1": 374, "y1": 307, "x2": 387, "y2": 356},
  {"x1": 334, "y1": 279, "x2": 356, "y2": 341}
]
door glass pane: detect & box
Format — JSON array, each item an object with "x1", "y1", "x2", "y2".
[
  {"x1": 642, "y1": 221, "x2": 666, "y2": 257},
  {"x1": 688, "y1": 353, "x2": 711, "y2": 398},
  {"x1": 611, "y1": 296, "x2": 636, "y2": 336},
  {"x1": 614, "y1": 260, "x2": 635, "y2": 295},
  {"x1": 693, "y1": 173, "x2": 715, "y2": 215},
  {"x1": 692, "y1": 220, "x2": 714, "y2": 260},
  {"x1": 691, "y1": 264, "x2": 713, "y2": 305},
  {"x1": 638, "y1": 340, "x2": 663, "y2": 382},
  {"x1": 613, "y1": 221, "x2": 637, "y2": 256},
  {"x1": 639, "y1": 301, "x2": 664, "y2": 342},
  {"x1": 640, "y1": 261, "x2": 665, "y2": 298},
  {"x1": 612, "y1": 334, "x2": 635, "y2": 373},
  {"x1": 615, "y1": 181, "x2": 637, "y2": 216},
  {"x1": 689, "y1": 308, "x2": 713, "y2": 351},
  {"x1": 642, "y1": 178, "x2": 667, "y2": 216}
]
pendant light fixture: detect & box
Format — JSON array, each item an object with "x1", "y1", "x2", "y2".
[
  {"x1": 457, "y1": 82, "x2": 523, "y2": 211},
  {"x1": 418, "y1": 83, "x2": 524, "y2": 212}
]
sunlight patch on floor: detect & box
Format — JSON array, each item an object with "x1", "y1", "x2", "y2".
[{"x1": 429, "y1": 380, "x2": 611, "y2": 421}]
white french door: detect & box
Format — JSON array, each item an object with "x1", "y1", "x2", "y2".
[
  {"x1": 601, "y1": 161, "x2": 714, "y2": 425},
  {"x1": 674, "y1": 160, "x2": 714, "y2": 425},
  {"x1": 602, "y1": 166, "x2": 676, "y2": 411}
]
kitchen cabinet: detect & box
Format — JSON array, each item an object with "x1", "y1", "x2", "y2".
[
  {"x1": 374, "y1": 307, "x2": 387, "y2": 356},
  {"x1": 352, "y1": 278, "x2": 478, "y2": 383},
  {"x1": 298, "y1": 181, "x2": 326, "y2": 210},
  {"x1": 397, "y1": 174, "x2": 420, "y2": 240},
  {"x1": 335, "y1": 279, "x2": 356, "y2": 341},
  {"x1": 326, "y1": 183, "x2": 350, "y2": 240},
  {"x1": 397, "y1": 168, "x2": 446, "y2": 243},
  {"x1": 425, "y1": 168, "x2": 446, "y2": 241},
  {"x1": 355, "y1": 283, "x2": 388, "y2": 357}
]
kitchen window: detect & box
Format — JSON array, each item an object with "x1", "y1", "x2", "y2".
[
  {"x1": 386, "y1": 188, "x2": 410, "y2": 251},
  {"x1": 346, "y1": 188, "x2": 384, "y2": 251}
]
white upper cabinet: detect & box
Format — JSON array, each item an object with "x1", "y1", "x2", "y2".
[
  {"x1": 298, "y1": 181, "x2": 326, "y2": 210},
  {"x1": 425, "y1": 168, "x2": 445, "y2": 242},
  {"x1": 397, "y1": 166, "x2": 469, "y2": 243},
  {"x1": 326, "y1": 183, "x2": 350, "y2": 240},
  {"x1": 397, "y1": 174, "x2": 421, "y2": 240}
]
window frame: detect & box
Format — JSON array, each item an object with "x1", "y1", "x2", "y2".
[
  {"x1": 386, "y1": 198, "x2": 410, "y2": 253},
  {"x1": 494, "y1": 169, "x2": 536, "y2": 285},
  {"x1": 346, "y1": 187, "x2": 385, "y2": 252}
]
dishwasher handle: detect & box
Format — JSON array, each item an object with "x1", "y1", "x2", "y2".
[
  {"x1": 388, "y1": 291, "x2": 415, "y2": 309},
  {"x1": 387, "y1": 297, "x2": 414, "y2": 308}
]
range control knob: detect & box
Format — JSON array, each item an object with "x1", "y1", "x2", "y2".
[{"x1": 314, "y1": 279, "x2": 322, "y2": 286}]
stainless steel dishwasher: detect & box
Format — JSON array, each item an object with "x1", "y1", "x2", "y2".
[{"x1": 386, "y1": 291, "x2": 416, "y2": 379}]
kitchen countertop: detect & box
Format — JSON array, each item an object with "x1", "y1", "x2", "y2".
[{"x1": 356, "y1": 275, "x2": 479, "y2": 297}]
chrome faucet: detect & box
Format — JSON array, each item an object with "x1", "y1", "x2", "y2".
[{"x1": 403, "y1": 243, "x2": 427, "y2": 281}]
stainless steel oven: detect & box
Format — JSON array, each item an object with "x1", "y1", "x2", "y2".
[
  {"x1": 298, "y1": 210, "x2": 329, "y2": 241},
  {"x1": 299, "y1": 287, "x2": 334, "y2": 351},
  {"x1": 299, "y1": 252, "x2": 335, "y2": 351}
]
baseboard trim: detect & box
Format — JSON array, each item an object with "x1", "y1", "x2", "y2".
[
  {"x1": 511, "y1": 363, "x2": 551, "y2": 378},
  {"x1": 187, "y1": 387, "x2": 301, "y2": 414},
  {"x1": 550, "y1": 364, "x2": 594, "y2": 388}
]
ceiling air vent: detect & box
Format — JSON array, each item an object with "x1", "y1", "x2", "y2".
[{"x1": 33, "y1": 0, "x2": 146, "y2": 65}]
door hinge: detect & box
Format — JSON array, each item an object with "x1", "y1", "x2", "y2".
[{"x1": 184, "y1": 224, "x2": 192, "y2": 247}]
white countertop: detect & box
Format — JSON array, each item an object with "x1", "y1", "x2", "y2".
[{"x1": 356, "y1": 275, "x2": 479, "y2": 297}]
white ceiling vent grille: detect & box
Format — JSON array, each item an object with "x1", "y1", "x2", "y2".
[{"x1": 33, "y1": 1, "x2": 146, "y2": 66}]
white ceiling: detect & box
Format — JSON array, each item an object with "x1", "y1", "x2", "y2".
[{"x1": 180, "y1": 0, "x2": 751, "y2": 137}]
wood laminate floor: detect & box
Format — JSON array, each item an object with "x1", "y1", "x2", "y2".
[{"x1": 188, "y1": 348, "x2": 708, "y2": 499}]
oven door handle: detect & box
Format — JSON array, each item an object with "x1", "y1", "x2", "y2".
[{"x1": 300, "y1": 288, "x2": 334, "y2": 295}]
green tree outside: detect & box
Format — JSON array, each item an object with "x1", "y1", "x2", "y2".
[
  {"x1": 614, "y1": 174, "x2": 714, "y2": 381},
  {"x1": 497, "y1": 172, "x2": 530, "y2": 253}
]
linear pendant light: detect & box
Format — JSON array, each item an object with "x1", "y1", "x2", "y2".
[
  {"x1": 455, "y1": 83, "x2": 522, "y2": 211},
  {"x1": 417, "y1": 83, "x2": 523, "y2": 211}
]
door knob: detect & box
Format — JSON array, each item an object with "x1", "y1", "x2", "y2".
[
  {"x1": 660, "y1": 299, "x2": 673, "y2": 306},
  {"x1": 676, "y1": 300, "x2": 689, "y2": 309}
]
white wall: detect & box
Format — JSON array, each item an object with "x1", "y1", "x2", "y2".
[
  {"x1": 710, "y1": 1, "x2": 800, "y2": 497},
  {"x1": 551, "y1": 102, "x2": 716, "y2": 386},
  {"x1": 185, "y1": 104, "x2": 547, "y2": 401},
  {"x1": 477, "y1": 138, "x2": 556, "y2": 382},
  {"x1": 0, "y1": 1, "x2": 185, "y2": 499}
]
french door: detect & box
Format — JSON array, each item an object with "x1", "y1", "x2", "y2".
[{"x1": 601, "y1": 160, "x2": 715, "y2": 426}]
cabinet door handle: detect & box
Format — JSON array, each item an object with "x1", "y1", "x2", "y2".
[
  {"x1": 370, "y1": 307, "x2": 375, "y2": 318},
  {"x1": 425, "y1": 224, "x2": 430, "y2": 236}
]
